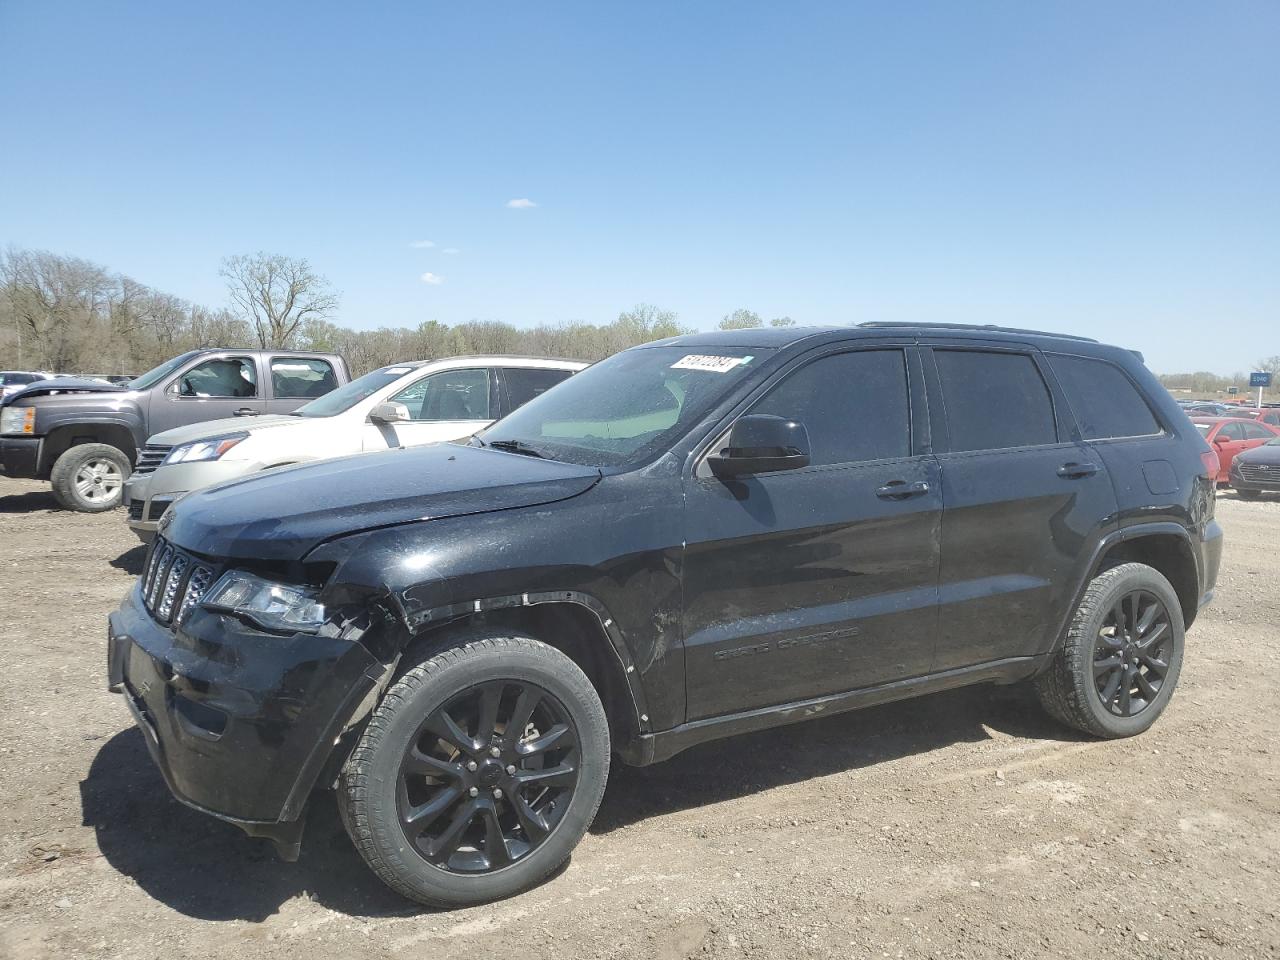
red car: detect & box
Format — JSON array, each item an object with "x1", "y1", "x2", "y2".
[
  {"x1": 1192, "y1": 417, "x2": 1280, "y2": 483},
  {"x1": 1241, "y1": 407, "x2": 1280, "y2": 429}
]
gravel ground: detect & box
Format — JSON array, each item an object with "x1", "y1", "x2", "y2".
[{"x1": 1, "y1": 477, "x2": 1277, "y2": 959}]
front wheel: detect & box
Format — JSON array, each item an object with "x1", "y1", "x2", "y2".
[
  {"x1": 49, "y1": 443, "x2": 131, "y2": 512},
  {"x1": 1034, "y1": 562, "x2": 1184, "y2": 738},
  {"x1": 339, "y1": 632, "x2": 610, "y2": 907}
]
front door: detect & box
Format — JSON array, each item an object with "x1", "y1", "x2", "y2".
[
  {"x1": 150, "y1": 354, "x2": 266, "y2": 435},
  {"x1": 682, "y1": 346, "x2": 942, "y2": 721},
  {"x1": 362, "y1": 366, "x2": 498, "y2": 450}
]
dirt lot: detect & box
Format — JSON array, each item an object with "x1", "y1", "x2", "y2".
[{"x1": 0, "y1": 477, "x2": 1277, "y2": 960}]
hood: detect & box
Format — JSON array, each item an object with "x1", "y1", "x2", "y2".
[
  {"x1": 150, "y1": 414, "x2": 300, "y2": 446},
  {"x1": 3, "y1": 377, "x2": 125, "y2": 405},
  {"x1": 162, "y1": 443, "x2": 601, "y2": 561},
  {"x1": 1235, "y1": 442, "x2": 1280, "y2": 466}
]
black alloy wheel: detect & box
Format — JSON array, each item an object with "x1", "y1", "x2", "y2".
[
  {"x1": 396, "y1": 679, "x2": 580, "y2": 874},
  {"x1": 1092, "y1": 590, "x2": 1172, "y2": 717}
]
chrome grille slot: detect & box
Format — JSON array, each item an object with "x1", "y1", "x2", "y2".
[
  {"x1": 133, "y1": 444, "x2": 172, "y2": 475},
  {"x1": 177, "y1": 566, "x2": 215, "y2": 624},
  {"x1": 1239, "y1": 463, "x2": 1278, "y2": 482},
  {"x1": 157, "y1": 555, "x2": 189, "y2": 622},
  {"x1": 146, "y1": 546, "x2": 174, "y2": 611}
]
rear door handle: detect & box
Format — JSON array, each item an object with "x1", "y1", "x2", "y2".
[
  {"x1": 1057, "y1": 462, "x2": 1099, "y2": 479},
  {"x1": 233, "y1": 407, "x2": 259, "y2": 417},
  {"x1": 876, "y1": 480, "x2": 931, "y2": 500}
]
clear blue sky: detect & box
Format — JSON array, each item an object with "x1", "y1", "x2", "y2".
[{"x1": 1, "y1": 1, "x2": 1276, "y2": 373}]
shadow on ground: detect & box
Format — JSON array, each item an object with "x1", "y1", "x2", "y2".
[
  {"x1": 81, "y1": 683, "x2": 1079, "y2": 921},
  {"x1": 110, "y1": 544, "x2": 147, "y2": 575},
  {"x1": 0, "y1": 488, "x2": 60, "y2": 513}
]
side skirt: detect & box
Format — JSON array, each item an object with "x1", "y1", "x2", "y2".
[{"x1": 621, "y1": 655, "x2": 1045, "y2": 766}]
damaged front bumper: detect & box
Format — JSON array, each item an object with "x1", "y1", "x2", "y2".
[{"x1": 107, "y1": 582, "x2": 383, "y2": 858}]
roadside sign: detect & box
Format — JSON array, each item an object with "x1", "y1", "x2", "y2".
[
  {"x1": 1250, "y1": 372, "x2": 1273, "y2": 387},
  {"x1": 1228, "y1": 386, "x2": 1239, "y2": 395}
]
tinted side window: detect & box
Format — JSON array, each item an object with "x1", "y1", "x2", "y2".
[
  {"x1": 751, "y1": 350, "x2": 910, "y2": 466},
  {"x1": 175, "y1": 357, "x2": 257, "y2": 398},
  {"x1": 935, "y1": 350, "x2": 1056, "y2": 452},
  {"x1": 1047, "y1": 354, "x2": 1160, "y2": 440},
  {"x1": 391, "y1": 368, "x2": 492, "y2": 421},
  {"x1": 1240, "y1": 422, "x2": 1274, "y2": 440},
  {"x1": 271, "y1": 358, "x2": 338, "y2": 398},
  {"x1": 504, "y1": 368, "x2": 573, "y2": 410}
]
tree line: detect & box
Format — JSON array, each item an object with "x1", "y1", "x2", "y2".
[
  {"x1": 0, "y1": 247, "x2": 795, "y2": 378},
  {"x1": 3, "y1": 246, "x2": 1273, "y2": 385}
]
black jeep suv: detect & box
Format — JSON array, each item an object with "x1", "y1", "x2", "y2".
[{"x1": 107, "y1": 323, "x2": 1222, "y2": 907}]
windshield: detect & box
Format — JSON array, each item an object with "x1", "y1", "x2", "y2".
[
  {"x1": 293, "y1": 365, "x2": 416, "y2": 417},
  {"x1": 129, "y1": 352, "x2": 201, "y2": 391},
  {"x1": 480, "y1": 346, "x2": 771, "y2": 467}
]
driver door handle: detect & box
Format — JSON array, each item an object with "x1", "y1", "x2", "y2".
[
  {"x1": 1057, "y1": 461, "x2": 1099, "y2": 479},
  {"x1": 876, "y1": 480, "x2": 931, "y2": 500},
  {"x1": 233, "y1": 407, "x2": 259, "y2": 417}
]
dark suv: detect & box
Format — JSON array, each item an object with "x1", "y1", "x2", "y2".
[{"x1": 107, "y1": 324, "x2": 1222, "y2": 907}]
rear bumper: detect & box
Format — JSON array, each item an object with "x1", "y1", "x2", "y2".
[
  {"x1": 1198, "y1": 518, "x2": 1223, "y2": 608},
  {"x1": 107, "y1": 582, "x2": 382, "y2": 854},
  {"x1": 0, "y1": 436, "x2": 40, "y2": 478}
]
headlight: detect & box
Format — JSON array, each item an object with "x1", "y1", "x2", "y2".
[
  {"x1": 202, "y1": 570, "x2": 327, "y2": 632},
  {"x1": 164, "y1": 432, "x2": 248, "y2": 465},
  {"x1": 1, "y1": 406, "x2": 35, "y2": 435}
]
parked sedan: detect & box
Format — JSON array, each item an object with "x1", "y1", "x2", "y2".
[
  {"x1": 1229, "y1": 438, "x2": 1280, "y2": 499},
  {"x1": 1191, "y1": 417, "x2": 1280, "y2": 483},
  {"x1": 1239, "y1": 407, "x2": 1280, "y2": 429},
  {"x1": 123, "y1": 355, "x2": 585, "y2": 541}
]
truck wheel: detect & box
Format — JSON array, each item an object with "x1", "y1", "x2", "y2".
[
  {"x1": 1034, "y1": 562, "x2": 1184, "y2": 738},
  {"x1": 339, "y1": 632, "x2": 610, "y2": 907},
  {"x1": 50, "y1": 443, "x2": 131, "y2": 512}
]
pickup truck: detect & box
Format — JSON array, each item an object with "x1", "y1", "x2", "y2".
[{"x1": 0, "y1": 348, "x2": 349, "y2": 511}]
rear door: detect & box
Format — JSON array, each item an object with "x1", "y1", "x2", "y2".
[
  {"x1": 682, "y1": 344, "x2": 942, "y2": 720},
  {"x1": 150, "y1": 353, "x2": 265, "y2": 434},
  {"x1": 361, "y1": 366, "x2": 499, "y2": 450},
  {"x1": 923, "y1": 342, "x2": 1118, "y2": 672}
]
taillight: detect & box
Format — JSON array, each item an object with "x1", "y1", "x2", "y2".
[{"x1": 1200, "y1": 449, "x2": 1219, "y2": 477}]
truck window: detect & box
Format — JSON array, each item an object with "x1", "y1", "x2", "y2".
[
  {"x1": 271, "y1": 358, "x2": 338, "y2": 399},
  {"x1": 175, "y1": 357, "x2": 258, "y2": 398}
]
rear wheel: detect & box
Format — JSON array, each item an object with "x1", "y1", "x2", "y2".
[
  {"x1": 50, "y1": 443, "x2": 130, "y2": 512},
  {"x1": 1034, "y1": 562, "x2": 1184, "y2": 738},
  {"x1": 339, "y1": 632, "x2": 609, "y2": 907}
]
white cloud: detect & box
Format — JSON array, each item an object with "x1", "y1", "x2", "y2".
[
  {"x1": 409, "y1": 239, "x2": 435, "y2": 248},
  {"x1": 441, "y1": 247, "x2": 460, "y2": 254},
  {"x1": 506, "y1": 198, "x2": 537, "y2": 209},
  {"x1": 420, "y1": 272, "x2": 444, "y2": 285}
]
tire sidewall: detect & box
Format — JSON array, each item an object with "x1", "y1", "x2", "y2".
[
  {"x1": 358, "y1": 639, "x2": 609, "y2": 906},
  {"x1": 1074, "y1": 566, "x2": 1185, "y2": 737},
  {"x1": 51, "y1": 443, "x2": 131, "y2": 512}
]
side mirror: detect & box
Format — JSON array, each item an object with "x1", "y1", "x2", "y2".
[
  {"x1": 1213, "y1": 434, "x2": 1230, "y2": 446},
  {"x1": 369, "y1": 401, "x2": 411, "y2": 424},
  {"x1": 708, "y1": 414, "x2": 811, "y2": 478}
]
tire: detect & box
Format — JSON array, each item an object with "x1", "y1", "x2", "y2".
[
  {"x1": 49, "y1": 443, "x2": 131, "y2": 512},
  {"x1": 1236, "y1": 488, "x2": 1261, "y2": 501},
  {"x1": 1034, "y1": 562, "x2": 1184, "y2": 738},
  {"x1": 339, "y1": 632, "x2": 610, "y2": 907}
]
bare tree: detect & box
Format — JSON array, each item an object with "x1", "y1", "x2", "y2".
[
  {"x1": 220, "y1": 252, "x2": 340, "y2": 348},
  {"x1": 1255, "y1": 355, "x2": 1280, "y2": 376}
]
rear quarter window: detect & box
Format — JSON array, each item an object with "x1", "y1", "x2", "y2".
[{"x1": 1047, "y1": 354, "x2": 1161, "y2": 440}]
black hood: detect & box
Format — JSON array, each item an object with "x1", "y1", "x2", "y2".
[
  {"x1": 162, "y1": 444, "x2": 601, "y2": 561},
  {"x1": 1236, "y1": 442, "x2": 1280, "y2": 467}
]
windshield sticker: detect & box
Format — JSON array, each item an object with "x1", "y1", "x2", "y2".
[
  {"x1": 385, "y1": 367, "x2": 412, "y2": 374},
  {"x1": 670, "y1": 354, "x2": 753, "y2": 373}
]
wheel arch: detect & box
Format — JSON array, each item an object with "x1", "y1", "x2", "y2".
[
  {"x1": 40, "y1": 421, "x2": 138, "y2": 475},
  {"x1": 396, "y1": 594, "x2": 651, "y2": 762},
  {"x1": 1093, "y1": 529, "x2": 1200, "y2": 629}
]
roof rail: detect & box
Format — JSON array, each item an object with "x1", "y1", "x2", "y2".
[{"x1": 857, "y1": 321, "x2": 1098, "y2": 343}]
